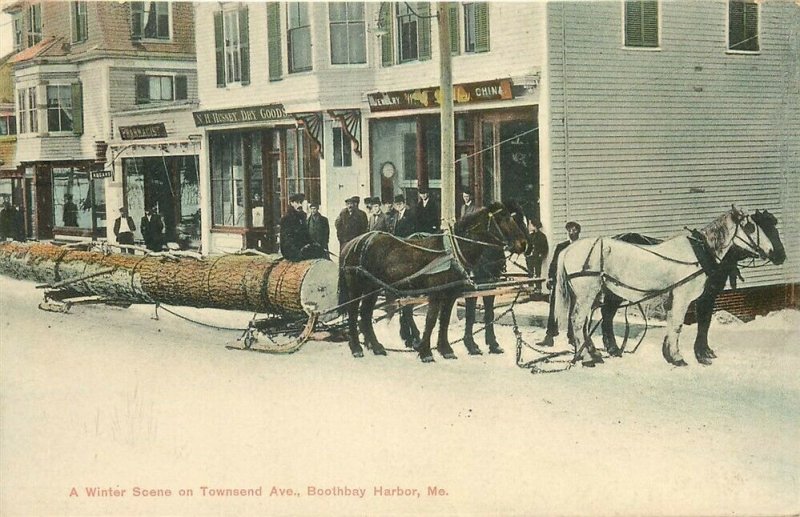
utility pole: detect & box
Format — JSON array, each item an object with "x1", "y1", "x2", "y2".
[{"x1": 437, "y1": 2, "x2": 455, "y2": 228}]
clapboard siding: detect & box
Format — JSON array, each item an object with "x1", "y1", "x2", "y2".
[
  {"x1": 545, "y1": 0, "x2": 799, "y2": 288},
  {"x1": 108, "y1": 67, "x2": 198, "y2": 113}
]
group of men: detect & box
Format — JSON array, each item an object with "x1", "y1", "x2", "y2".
[
  {"x1": 113, "y1": 205, "x2": 165, "y2": 253},
  {"x1": 0, "y1": 201, "x2": 25, "y2": 242}
]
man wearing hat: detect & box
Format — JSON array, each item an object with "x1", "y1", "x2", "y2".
[
  {"x1": 280, "y1": 193, "x2": 315, "y2": 261},
  {"x1": 62, "y1": 194, "x2": 79, "y2": 227},
  {"x1": 381, "y1": 197, "x2": 398, "y2": 233},
  {"x1": 113, "y1": 206, "x2": 137, "y2": 254},
  {"x1": 537, "y1": 221, "x2": 581, "y2": 347},
  {"x1": 459, "y1": 188, "x2": 478, "y2": 221},
  {"x1": 367, "y1": 197, "x2": 389, "y2": 232},
  {"x1": 335, "y1": 195, "x2": 368, "y2": 247},
  {"x1": 306, "y1": 200, "x2": 330, "y2": 258},
  {"x1": 140, "y1": 204, "x2": 164, "y2": 252},
  {"x1": 525, "y1": 219, "x2": 549, "y2": 293},
  {"x1": 390, "y1": 194, "x2": 420, "y2": 348},
  {"x1": 392, "y1": 194, "x2": 416, "y2": 238},
  {"x1": 415, "y1": 187, "x2": 440, "y2": 233}
]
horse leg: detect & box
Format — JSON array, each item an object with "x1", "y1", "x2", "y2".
[
  {"x1": 359, "y1": 292, "x2": 386, "y2": 356},
  {"x1": 694, "y1": 277, "x2": 724, "y2": 364},
  {"x1": 417, "y1": 297, "x2": 441, "y2": 363},
  {"x1": 399, "y1": 305, "x2": 421, "y2": 349},
  {"x1": 600, "y1": 291, "x2": 623, "y2": 357},
  {"x1": 462, "y1": 296, "x2": 482, "y2": 355},
  {"x1": 484, "y1": 296, "x2": 504, "y2": 354},
  {"x1": 662, "y1": 291, "x2": 692, "y2": 367},
  {"x1": 346, "y1": 285, "x2": 364, "y2": 358},
  {"x1": 571, "y1": 281, "x2": 601, "y2": 367},
  {"x1": 436, "y1": 296, "x2": 458, "y2": 359}
]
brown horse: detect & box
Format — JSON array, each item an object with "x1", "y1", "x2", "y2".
[{"x1": 338, "y1": 202, "x2": 528, "y2": 362}]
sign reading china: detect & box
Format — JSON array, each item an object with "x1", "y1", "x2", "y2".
[
  {"x1": 367, "y1": 78, "x2": 514, "y2": 112},
  {"x1": 118, "y1": 123, "x2": 168, "y2": 140},
  {"x1": 192, "y1": 104, "x2": 288, "y2": 127}
]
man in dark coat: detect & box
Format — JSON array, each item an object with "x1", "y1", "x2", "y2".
[
  {"x1": 140, "y1": 205, "x2": 165, "y2": 252},
  {"x1": 280, "y1": 193, "x2": 315, "y2": 261},
  {"x1": 415, "y1": 187, "x2": 440, "y2": 233},
  {"x1": 537, "y1": 221, "x2": 581, "y2": 347},
  {"x1": 459, "y1": 188, "x2": 478, "y2": 221},
  {"x1": 307, "y1": 201, "x2": 330, "y2": 258},
  {"x1": 11, "y1": 204, "x2": 25, "y2": 242},
  {"x1": 62, "y1": 194, "x2": 79, "y2": 227},
  {"x1": 367, "y1": 197, "x2": 390, "y2": 232},
  {"x1": 392, "y1": 194, "x2": 416, "y2": 238},
  {"x1": 113, "y1": 207, "x2": 137, "y2": 254},
  {"x1": 390, "y1": 194, "x2": 420, "y2": 348},
  {"x1": 381, "y1": 197, "x2": 398, "y2": 234},
  {"x1": 525, "y1": 219, "x2": 549, "y2": 292},
  {"x1": 334, "y1": 196, "x2": 368, "y2": 247}
]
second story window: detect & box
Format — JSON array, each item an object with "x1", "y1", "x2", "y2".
[
  {"x1": 729, "y1": 0, "x2": 759, "y2": 52},
  {"x1": 131, "y1": 1, "x2": 170, "y2": 40},
  {"x1": 463, "y1": 3, "x2": 489, "y2": 53},
  {"x1": 396, "y1": 2, "x2": 431, "y2": 64},
  {"x1": 288, "y1": 2, "x2": 312, "y2": 72},
  {"x1": 28, "y1": 3, "x2": 42, "y2": 47},
  {"x1": 213, "y1": 6, "x2": 250, "y2": 87},
  {"x1": 135, "y1": 75, "x2": 188, "y2": 104},
  {"x1": 17, "y1": 88, "x2": 37, "y2": 134},
  {"x1": 329, "y1": 2, "x2": 366, "y2": 65},
  {"x1": 624, "y1": 0, "x2": 658, "y2": 48},
  {"x1": 12, "y1": 14, "x2": 24, "y2": 51},
  {"x1": 47, "y1": 86, "x2": 74, "y2": 133},
  {"x1": 0, "y1": 115, "x2": 17, "y2": 136},
  {"x1": 72, "y1": 1, "x2": 88, "y2": 43}
]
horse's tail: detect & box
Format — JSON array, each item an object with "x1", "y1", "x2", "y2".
[{"x1": 553, "y1": 250, "x2": 572, "y2": 337}]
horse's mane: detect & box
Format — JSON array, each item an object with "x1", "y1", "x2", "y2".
[
  {"x1": 701, "y1": 209, "x2": 739, "y2": 254},
  {"x1": 454, "y1": 202, "x2": 504, "y2": 234}
]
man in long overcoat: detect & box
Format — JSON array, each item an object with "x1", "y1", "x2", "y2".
[
  {"x1": 334, "y1": 196, "x2": 368, "y2": 247},
  {"x1": 537, "y1": 221, "x2": 581, "y2": 347},
  {"x1": 415, "y1": 187, "x2": 440, "y2": 233},
  {"x1": 307, "y1": 201, "x2": 330, "y2": 258},
  {"x1": 280, "y1": 193, "x2": 315, "y2": 261},
  {"x1": 140, "y1": 206, "x2": 165, "y2": 251}
]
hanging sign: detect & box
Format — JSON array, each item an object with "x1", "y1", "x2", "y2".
[{"x1": 92, "y1": 170, "x2": 113, "y2": 179}]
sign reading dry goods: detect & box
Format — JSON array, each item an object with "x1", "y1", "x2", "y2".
[
  {"x1": 367, "y1": 78, "x2": 514, "y2": 112},
  {"x1": 118, "y1": 123, "x2": 168, "y2": 140},
  {"x1": 192, "y1": 104, "x2": 288, "y2": 127}
]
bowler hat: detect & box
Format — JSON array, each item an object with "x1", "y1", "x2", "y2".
[
  {"x1": 289, "y1": 192, "x2": 305, "y2": 203},
  {"x1": 393, "y1": 194, "x2": 405, "y2": 203}
]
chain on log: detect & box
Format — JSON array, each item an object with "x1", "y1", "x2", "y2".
[{"x1": 0, "y1": 242, "x2": 339, "y2": 316}]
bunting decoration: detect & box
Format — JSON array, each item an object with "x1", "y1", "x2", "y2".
[
  {"x1": 293, "y1": 112, "x2": 324, "y2": 158},
  {"x1": 327, "y1": 109, "x2": 362, "y2": 157}
]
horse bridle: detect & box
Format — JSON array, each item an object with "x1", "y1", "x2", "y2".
[{"x1": 732, "y1": 213, "x2": 769, "y2": 261}]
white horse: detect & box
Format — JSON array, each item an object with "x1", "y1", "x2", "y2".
[{"x1": 554, "y1": 207, "x2": 783, "y2": 367}]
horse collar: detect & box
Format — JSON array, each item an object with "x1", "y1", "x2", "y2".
[{"x1": 687, "y1": 228, "x2": 720, "y2": 276}]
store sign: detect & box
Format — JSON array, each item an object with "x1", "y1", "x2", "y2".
[
  {"x1": 92, "y1": 170, "x2": 112, "y2": 179},
  {"x1": 367, "y1": 78, "x2": 514, "y2": 112},
  {"x1": 119, "y1": 123, "x2": 168, "y2": 140},
  {"x1": 192, "y1": 104, "x2": 288, "y2": 127}
]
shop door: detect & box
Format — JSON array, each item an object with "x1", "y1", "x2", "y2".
[
  {"x1": 35, "y1": 165, "x2": 53, "y2": 239},
  {"x1": 480, "y1": 113, "x2": 539, "y2": 221}
]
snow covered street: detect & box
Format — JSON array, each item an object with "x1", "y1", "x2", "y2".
[{"x1": 1, "y1": 275, "x2": 798, "y2": 516}]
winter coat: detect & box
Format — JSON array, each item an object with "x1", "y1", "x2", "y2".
[
  {"x1": 280, "y1": 206, "x2": 313, "y2": 261},
  {"x1": 307, "y1": 213, "x2": 330, "y2": 251},
  {"x1": 334, "y1": 208, "x2": 368, "y2": 245}
]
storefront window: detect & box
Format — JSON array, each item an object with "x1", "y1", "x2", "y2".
[
  {"x1": 211, "y1": 133, "x2": 245, "y2": 227},
  {"x1": 371, "y1": 118, "x2": 418, "y2": 196},
  {"x1": 249, "y1": 133, "x2": 264, "y2": 227},
  {"x1": 52, "y1": 167, "x2": 96, "y2": 230}
]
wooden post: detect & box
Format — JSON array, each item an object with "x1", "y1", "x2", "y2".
[{"x1": 438, "y1": 3, "x2": 455, "y2": 228}]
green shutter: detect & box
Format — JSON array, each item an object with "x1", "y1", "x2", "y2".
[
  {"x1": 71, "y1": 82, "x2": 83, "y2": 135},
  {"x1": 267, "y1": 3, "x2": 283, "y2": 81},
  {"x1": 135, "y1": 74, "x2": 148, "y2": 104},
  {"x1": 417, "y1": 2, "x2": 431, "y2": 61},
  {"x1": 380, "y1": 3, "x2": 393, "y2": 67},
  {"x1": 214, "y1": 10, "x2": 226, "y2": 87},
  {"x1": 641, "y1": 1, "x2": 658, "y2": 48},
  {"x1": 175, "y1": 75, "x2": 188, "y2": 100},
  {"x1": 239, "y1": 6, "x2": 250, "y2": 85},
  {"x1": 474, "y1": 3, "x2": 489, "y2": 52},
  {"x1": 625, "y1": 1, "x2": 642, "y2": 47},
  {"x1": 743, "y1": 1, "x2": 759, "y2": 51},
  {"x1": 448, "y1": 4, "x2": 459, "y2": 55},
  {"x1": 131, "y1": 1, "x2": 143, "y2": 39}
]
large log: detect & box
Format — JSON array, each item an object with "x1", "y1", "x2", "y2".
[{"x1": 0, "y1": 242, "x2": 338, "y2": 315}]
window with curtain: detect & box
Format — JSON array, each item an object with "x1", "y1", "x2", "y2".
[
  {"x1": 288, "y1": 2, "x2": 312, "y2": 72},
  {"x1": 213, "y1": 6, "x2": 250, "y2": 86},
  {"x1": 624, "y1": 0, "x2": 659, "y2": 48},
  {"x1": 72, "y1": 1, "x2": 88, "y2": 43},
  {"x1": 211, "y1": 133, "x2": 246, "y2": 227},
  {"x1": 0, "y1": 115, "x2": 16, "y2": 136},
  {"x1": 135, "y1": 75, "x2": 188, "y2": 104},
  {"x1": 47, "y1": 85, "x2": 74, "y2": 132},
  {"x1": 729, "y1": 0, "x2": 759, "y2": 51},
  {"x1": 329, "y1": 2, "x2": 366, "y2": 65},
  {"x1": 396, "y1": 2, "x2": 431, "y2": 63},
  {"x1": 27, "y1": 3, "x2": 42, "y2": 47},
  {"x1": 131, "y1": 1, "x2": 170, "y2": 40}
]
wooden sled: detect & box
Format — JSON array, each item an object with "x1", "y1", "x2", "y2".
[{"x1": 226, "y1": 312, "x2": 319, "y2": 355}]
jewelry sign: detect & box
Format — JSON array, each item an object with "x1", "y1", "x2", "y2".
[
  {"x1": 367, "y1": 78, "x2": 514, "y2": 112},
  {"x1": 192, "y1": 104, "x2": 288, "y2": 127}
]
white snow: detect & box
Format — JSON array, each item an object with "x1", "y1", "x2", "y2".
[{"x1": 1, "y1": 275, "x2": 798, "y2": 516}]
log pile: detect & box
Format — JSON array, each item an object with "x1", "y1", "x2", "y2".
[{"x1": 0, "y1": 242, "x2": 339, "y2": 315}]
